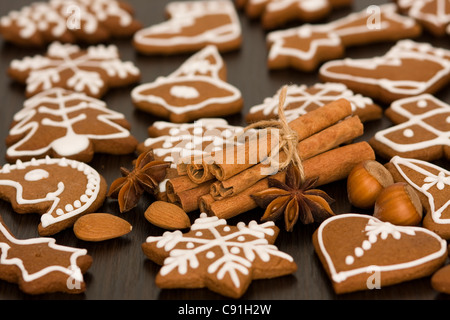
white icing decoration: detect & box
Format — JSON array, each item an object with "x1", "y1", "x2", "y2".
[
  {"x1": 403, "y1": 129, "x2": 414, "y2": 138},
  {"x1": 316, "y1": 213, "x2": 447, "y2": 283},
  {"x1": 146, "y1": 213, "x2": 292, "y2": 288},
  {"x1": 0, "y1": 157, "x2": 101, "y2": 229},
  {"x1": 6, "y1": 88, "x2": 133, "y2": 159},
  {"x1": 24, "y1": 169, "x2": 49, "y2": 181},
  {"x1": 248, "y1": 83, "x2": 374, "y2": 122},
  {"x1": 319, "y1": 40, "x2": 450, "y2": 97},
  {"x1": 170, "y1": 85, "x2": 200, "y2": 99},
  {"x1": 131, "y1": 45, "x2": 242, "y2": 117},
  {"x1": 267, "y1": 4, "x2": 418, "y2": 69},
  {"x1": 374, "y1": 94, "x2": 450, "y2": 153},
  {"x1": 0, "y1": 0, "x2": 136, "y2": 42},
  {"x1": 390, "y1": 156, "x2": 450, "y2": 225},
  {"x1": 133, "y1": 1, "x2": 241, "y2": 50},
  {"x1": 143, "y1": 118, "x2": 244, "y2": 168},
  {"x1": 0, "y1": 222, "x2": 87, "y2": 283}
]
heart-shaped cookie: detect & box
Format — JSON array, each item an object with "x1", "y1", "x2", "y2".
[{"x1": 313, "y1": 213, "x2": 447, "y2": 294}]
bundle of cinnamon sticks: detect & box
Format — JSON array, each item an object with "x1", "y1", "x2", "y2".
[{"x1": 161, "y1": 96, "x2": 375, "y2": 220}]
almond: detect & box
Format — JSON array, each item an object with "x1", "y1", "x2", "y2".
[
  {"x1": 73, "y1": 213, "x2": 132, "y2": 242},
  {"x1": 145, "y1": 201, "x2": 191, "y2": 230}
]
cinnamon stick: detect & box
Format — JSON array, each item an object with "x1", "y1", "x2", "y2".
[
  {"x1": 210, "y1": 115, "x2": 363, "y2": 200},
  {"x1": 166, "y1": 175, "x2": 199, "y2": 203},
  {"x1": 204, "y1": 98, "x2": 353, "y2": 181},
  {"x1": 206, "y1": 142, "x2": 375, "y2": 219},
  {"x1": 170, "y1": 180, "x2": 215, "y2": 213}
]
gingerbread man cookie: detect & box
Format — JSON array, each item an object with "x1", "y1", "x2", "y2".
[
  {"x1": 267, "y1": 4, "x2": 421, "y2": 72},
  {"x1": 245, "y1": 83, "x2": 382, "y2": 123},
  {"x1": 313, "y1": 213, "x2": 447, "y2": 294},
  {"x1": 370, "y1": 94, "x2": 450, "y2": 161},
  {"x1": 0, "y1": 216, "x2": 92, "y2": 294},
  {"x1": 396, "y1": 0, "x2": 450, "y2": 36},
  {"x1": 0, "y1": 0, "x2": 142, "y2": 47},
  {"x1": 133, "y1": 0, "x2": 242, "y2": 55},
  {"x1": 131, "y1": 45, "x2": 243, "y2": 123},
  {"x1": 236, "y1": 0, "x2": 352, "y2": 30},
  {"x1": 319, "y1": 40, "x2": 450, "y2": 103},
  {"x1": 8, "y1": 41, "x2": 141, "y2": 98},
  {"x1": 385, "y1": 156, "x2": 450, "y2": 240},
  {"x1": 0, "y1": 157, "x2": 107, "y2": 236},
  {"x1": 142, "y1": 213, "x2": 297, "y2": 299},
  {"x1": 5, "y1": 88, "x2": 138, "y2": 164}
]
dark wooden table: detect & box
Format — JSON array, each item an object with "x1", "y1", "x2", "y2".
[{"x1": 0, "y1": 0, "x2": 449, "y2": 303}]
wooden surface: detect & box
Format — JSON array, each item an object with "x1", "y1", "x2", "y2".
[{"x1": 0, "y1": 0, "x2": 449, "y2": 301}]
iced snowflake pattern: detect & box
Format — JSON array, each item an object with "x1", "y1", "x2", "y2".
[
  {"x1": 143, "y1": 213, "x2": 296, "y2": 297},
  {"x1": 9, "y1": 41, "x2": 140, "y2": 98}
]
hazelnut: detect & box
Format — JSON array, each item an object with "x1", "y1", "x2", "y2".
[
  {"x1": 347, "y1": 160, "x2": 394, "y2": 209},
  {"x1": 373, "y1": 182, "x2": 423, "y2": 226}
]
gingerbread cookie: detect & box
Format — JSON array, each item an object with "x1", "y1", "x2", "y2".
[
  {"x1": 313, "y1": 213, "x2": 447, "y2": 294},
  {"x1": 142, "y1": 213, "x2": 297, "y2": 299},
  {"x1": 267, "y1": 4, "x2": 421, "y2": 72},
  {"x1": 133, "y1": 0, "x2": 241, "y2": 55},
  {"x1": 245, "y1": 83, "x2": 382, "y2": 123},
  {"x1": 0, "y1": 216, "x2": 92, "y2": 294},
  {"x1": 5, "y1": 88, "x2": 138, "y2": 163},
  {"x1": 396, "y1": 0, "x2": 450, "y2": 36},
  {"x1": 0, "y1": 157, "x2": 107, "y2": 236},
  {"x1": 319, "y1": 40, "x2": 450, "y2": 103},
  {"x1": 8, "y1": 41, "x2": 140, "y2": 98},
  {"x1": 385, "y1": 156, "x2": 450, "y2": 240},
  {"x1": 370, "y1": 94, "x2": 450, "y2": 161},
  {"x1": 137, "y1": 118, "x2": 244, "y2": 167},
  {"x1": 131, "y1": 45, "x2": 243, "y2": 123},
  {"x1": 236, "y1": 0, "x2": 352, "y2": 30},
  {"x1": 0, "y1": 0, "x2": 142, "y2": 47},
  {"x1": 431, "y1": 262, "x2": 450, "y2": 294}
]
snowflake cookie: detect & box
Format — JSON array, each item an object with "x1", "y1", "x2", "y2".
[
  {"x1": 133, "y1": 0, "x2": 242, "y2": 55},
  {"x1": 385, "y1": 156, "x2": 450, "y2": 240},
  {"x1": 245, "y1": 83, "x2": 382, "y2": 123},
  {"x1": 8, "y1": 41, "x2": 141, "y2": 98},
  {"x1": 142, "y1": 213, "x2": 297, "y2": 299},
  {"x1": 0, "y1": 0, "x2": 142, "y2": 47},
  {"x1": 131, "y1": 45, "x2": 243, "y2": 123},
  {"x1": 5, "y1": 88, "x2": 138, "y2": 163},
  {"x1": 370, "y1": 94, "x2": 450, "y2": 162},
  {"x1": 313, "y1": 213, "x2": 447, "y2": 294},
  {"x1": 0, "y1": 216, "x2": 92, "y2": 294},
  {"x1": 396, "y1": 0, "x2": 450, "y2": 36},
  {"x1": 0, "y1": 156, "x2": 107, "y2": 236}
]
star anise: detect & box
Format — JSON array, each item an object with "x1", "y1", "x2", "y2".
[
  {"x1": 251, "y1": 164, "x2": 335, "y2": 231},
  {"x1": 108, "y1": 150, "x2": 170, "y2": 213}
]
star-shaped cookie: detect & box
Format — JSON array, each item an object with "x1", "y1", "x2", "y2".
[
  {"x1": 142, "y1": 213, "x2": 297, "y2": 298},
  {"x1": 8, "y1": 41, "x2": 141, "y2": 98},
  {"x1": 396, "y1": 0, "x2": 450, "y2": 36},
  {"x1": 266, "y1": 4, "x2": 421, "y2": 72},
  {"x1": 0, "y1": 215, "x2": 92, "y2": 294}
]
